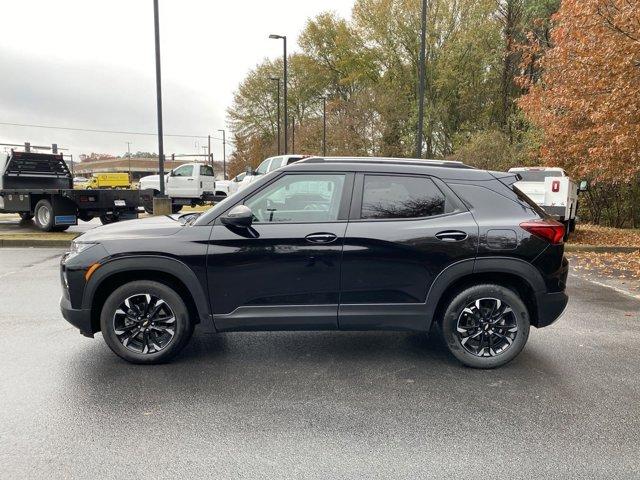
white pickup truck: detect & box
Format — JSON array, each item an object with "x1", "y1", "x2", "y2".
[
  {"x1": 138, "y1": 163, "x2": 230, "y2": 213},
  {"x1": 227, "y1": 155, "x2": 305, "y2": 193},
  {"x1": 508, "y1": 167, "x2": 587, "y2": 236}
]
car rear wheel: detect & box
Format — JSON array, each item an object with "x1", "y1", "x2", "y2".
[
  {"x1": 100, "y1": 280, "x2": 194, "y2": 364},
  {"x1": 440, "y1": 284, "x2": 530, "y2": 369}
]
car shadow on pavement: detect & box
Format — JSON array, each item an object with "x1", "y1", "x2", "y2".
[{"x1": 60, "y1": 328, "x2": 562, "y2": 420}]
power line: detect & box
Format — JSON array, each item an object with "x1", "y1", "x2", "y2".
[{"x1": 0, "y1": 121, "x2": 228, "y2": 142}]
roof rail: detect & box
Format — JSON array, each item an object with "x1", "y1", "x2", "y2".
[{"x1": 298, "y1": 156, "x2": 473, "y2": 169}]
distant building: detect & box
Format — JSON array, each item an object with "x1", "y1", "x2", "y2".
[{"x1": 73, "y1": 156, "x2": 225, "y2": 181}]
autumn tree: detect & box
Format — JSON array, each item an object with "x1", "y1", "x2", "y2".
[{"x1": 519, "y1": 0, "x2": 640, "y2": 183}]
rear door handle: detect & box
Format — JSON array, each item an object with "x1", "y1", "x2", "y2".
[
  {"x1": 435, "y1": 230, "x2": 468, "y2": 242},
  {"x1": 305, "y1": 232, "x2": 338, "y2": 244}
]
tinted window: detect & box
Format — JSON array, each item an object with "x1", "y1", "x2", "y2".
[
  {"x1": 516, "y1": 170, "x2": 562, "y2": 182},
  {"x1": 245, "y1": 174, "x2": 345, "y2": 223},
  {"x1": 361, "y1": 175, "x2": 446, "y2": 219},
  {"x1": 200, "y1": 165, "x2": 214, "y2": 176},
  {"x1": 173, "y1": 165, "x2": 193, "y2": 177}
]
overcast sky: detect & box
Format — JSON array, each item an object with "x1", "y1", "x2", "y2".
[{"x1": 0, "y1": 0, "x2": 353, "y2": 160}]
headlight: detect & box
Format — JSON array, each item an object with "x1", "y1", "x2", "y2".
[{"x1": 69, "y1": 240, "x2": 97, "y2": 256}]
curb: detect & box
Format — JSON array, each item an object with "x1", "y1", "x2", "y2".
[
  {"x1": 0, "y1": 238, "x2": 76, "y2": 248},
  {"x1": 565, "y1": 244, "x2": 640, "y2": 253}
]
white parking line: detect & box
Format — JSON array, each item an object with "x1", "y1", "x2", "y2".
[{"x1": 569, "y1": 273, "x2": 640, "y2": 300}]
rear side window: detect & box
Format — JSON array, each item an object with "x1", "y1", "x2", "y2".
[
  {"x1": 361, "y1": 175, "x2": 446, "y2": 219},
  {"x1": 200, "y1": 165, "x2": 214, "y2": 176}
]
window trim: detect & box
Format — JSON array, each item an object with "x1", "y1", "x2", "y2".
[
  {"x1": 241, "y1": 171, "x2": 355, "y2": 225},
  {"x1": 349, "y1": 172, "x2": 465, "y2": 222}
]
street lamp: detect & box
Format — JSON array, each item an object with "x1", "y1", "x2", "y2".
[
  {"x1": 217, "y1": 129, "x2": 227, "y2": 179},
  {"x1": 415, "y1": 0, "x2": 427, "y2": 159},
  {"x1": 320, "y1": 96, "x2": 327, "y2": 157},
  {"x1": 269, "y1": 34, "x2": 288, "y2": 154},
  {"x1": 270, "y1": 77, "x2": 281, "y2": 155},
  {"x1": 126, "y1": 141, "x2": 132, "y2": 183},
  {"x1": 153, "y1": 0, "x2": 166, "y2": 195}
]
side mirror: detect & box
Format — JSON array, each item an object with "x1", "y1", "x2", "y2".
[
  {"x1": 221, "y1": 205, "x2": 253, "y2": 228},
  {"x1": 579, "y1": 180, "x2": 589, "y2": 192}
]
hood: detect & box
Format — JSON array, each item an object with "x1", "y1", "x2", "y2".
[{"x1": 78, "y1": 215, "x2": 184, "y2": 242}]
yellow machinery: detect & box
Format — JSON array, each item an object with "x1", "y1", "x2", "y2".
[{"x1": 86, "y1": 173, "x2": 131, "y2": 189}]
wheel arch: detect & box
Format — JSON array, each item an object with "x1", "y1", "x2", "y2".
[
  {"x1": 426, "y1": 257, "x2": 545, "y2": 329},
  {"x1": 83, "y1": 256, "x2": 212, "y2": 334}
]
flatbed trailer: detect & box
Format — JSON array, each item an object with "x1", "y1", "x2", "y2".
[{"x1": 0, "y1": 150, "x2": 140, "y2": 231}]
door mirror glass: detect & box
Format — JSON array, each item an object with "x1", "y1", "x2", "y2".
[
  {"x1": 221, "y1": 205, "x2": 253, "y2": 228},
  {"x1": 579, "y1": 180, "x2": 589, "y2": 192}
]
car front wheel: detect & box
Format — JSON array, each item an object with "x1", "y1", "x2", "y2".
[
  {"x1": 100, "y1": 280, "x2": 194, "y2": 364},
  {"x1": 440, "y1": 284, "x2": 530, "y2": 369}
]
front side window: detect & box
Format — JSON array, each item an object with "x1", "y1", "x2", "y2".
[
  {"x1": 255, "y1": 159, "x2": 272, "y2": 175},
  {"x1": 172, "y1": 165, "x2": 194, "y2": 177},
  {"x1": 234, "y1": 172, "x2": 246, "y2": 182},
  {"x1": 361, "y1": 175, "x2": 446, "y2": 219},
  {"x1": 268, "y1": 157, "x2": 284, "y2": 171},
  {"x1": 245, "y1": 174, "x2": 345, "y2": 223},
  {"x1": 200, "y1": 165, "x2": 214, "y2": 176}
]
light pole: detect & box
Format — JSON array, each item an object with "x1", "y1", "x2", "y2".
[
  {"x1": 126, "y1": 141, "x2": 132, "y2": 183},
  {"x1": 153, "y1": 0, "x2": 166, "y2": 195},
  {"x1": 321, "y1": 96, "x2": 327, "y2": 156},
  {"x1": 269, "y1": 34, "x2": 287, "y2": 154},
  {"x1": 415, "y1": 0, "x2": 427, "y2": 159},
  {"x1": 270, "y1": 77, "x2": 281, "y2": 155},
  {"x1": 217, "y1": 129, "x2": 226, "y2": 179}
]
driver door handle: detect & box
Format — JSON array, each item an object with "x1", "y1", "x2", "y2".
[{"x1": 305, "y1": 232, "x2": 338, "y2": 244}]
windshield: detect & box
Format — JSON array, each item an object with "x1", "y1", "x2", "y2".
[{"x1": 516, "y1": 170, "x2": 562, "y2": 182}]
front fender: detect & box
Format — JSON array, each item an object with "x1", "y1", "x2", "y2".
[{"x1": 82, "y1": 255, "x2": 212, "y2": 327}]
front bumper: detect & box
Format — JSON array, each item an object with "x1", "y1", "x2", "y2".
[
  {"x1": 60, "y1": 295, "x2": 94, "y2": 338},
  {"x1": 535, "y1": 290, "x2": 569, "y2": 328}
]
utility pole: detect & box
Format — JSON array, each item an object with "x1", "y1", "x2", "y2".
[
  {"x1": 269, "y1": 34, "x2": 287, "y2": 153},
  {"x1": 207, "y1": 134, "x2": 211, "y2": 166},
  {"x1": 126, "y1": 141, "x2": 132, "y2": 183},
  {"x1": 270, "y1": 77, "x2": 281, "y2": 155},
  {"x1": 415, "y1": 0, "x2": 427, "y2": 159},
  {"x1": 217, "y1": 129, "x2": 226, "y2": 179},
  {"x1": 291, "y1": 117, "x2": 295, "y2": 153},
  {"x1": 153, "y1": 0, "x2": 166, "y2": 195}
]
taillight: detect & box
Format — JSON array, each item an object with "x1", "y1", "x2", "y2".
[
  {"x1": 520, "y1": 219, "x2": 565, "y2": 245},
  {"x1": 551, "y1": 180, "x2": 560, "y2": 192}
]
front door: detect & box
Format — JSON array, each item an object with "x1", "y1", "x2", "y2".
[
  {"x1": 167, "y1": 164, "x2": 196, "y2": 197},
  {"x1": 207, "y1": 172, "x2": 353, "y2": 331}
]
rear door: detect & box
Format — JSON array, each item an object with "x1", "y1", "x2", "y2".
[
  {"x1": 199, "y1": 165, "x2": 215, "y2": 193},
  {"x1": 338, "y1": 173, "x2": 478, "y2": 331}
]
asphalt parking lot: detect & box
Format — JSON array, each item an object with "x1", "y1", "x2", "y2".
[{"x1": 1, "y1": 248, "x2": 639, "y2": 479}]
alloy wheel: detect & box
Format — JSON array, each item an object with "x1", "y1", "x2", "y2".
[
  {"x1": 456, "y1": 297, "x2": 518, "y2": 357},
  {"x1": 113, "y1": 293, "x2": 176, "y2": 354}
]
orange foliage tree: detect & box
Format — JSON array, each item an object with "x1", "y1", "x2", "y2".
[{"x1": 519, "y1": 0, "x2": 640, "y2": 182}]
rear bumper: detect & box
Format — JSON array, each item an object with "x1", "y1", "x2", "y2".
[
  {"x1": 60, "y1": 295, "x2": 94, "y2": 338},
  {"x1": 535, "y1": 290, "x2": 569, "y2": 328}
]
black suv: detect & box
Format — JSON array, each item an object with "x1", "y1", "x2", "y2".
[{"x1": 60, "y1": 157, "x2": 568, "y2": 368}]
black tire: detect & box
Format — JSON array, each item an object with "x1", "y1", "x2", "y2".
[
  {"x1": 172, "y1": 204, "x2": 183, "y2": 214},
  {"x1": 19, "y1": 212, "x2": 33, "y2": 222},
  {"x1": 100, "y1": 280, "x2": 194, "y2": 364},
  {"x1": 142, "y1": 191, "x2": 158, "y2": 214},
  {"x1": 33, "y1": 199, "x2": 55, "y2": 232},
  {"x1": 78, "y1": 212, "x2": 94, "y2": 222},
  {"x1": 440, "y1": 284, "x2": 530, "y2": 369},
  {"x1": 99, "y1": 213, "x2": 119, "y2": 225}
]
